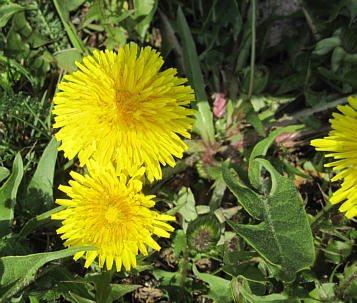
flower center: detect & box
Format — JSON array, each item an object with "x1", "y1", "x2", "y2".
[
  {"x1": 115, "y1": 90, "x2": 140, "y2": 126},
  {"x1": 105, "y1": 204, "x2": 123, "y2": 224}
]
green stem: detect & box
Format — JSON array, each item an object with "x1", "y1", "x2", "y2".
[
  {"x1": 54, "y1": 158, "x2": 77, "y2": 177},
  {"x1": 247, "y1": 0, "x2": 256, "y2": 101},
  {"x1": 292, "y1": 94, "x2": 354, "y2": 121},
  {"x1": 178, "y1": 245, "x2": 190, "y2": 303},
  {"x1": 310, "y1": 203, "x2": 338, "y2": 232},
  {"x1": 301, "y1": 4, "x2": 321, "y2": 41}
]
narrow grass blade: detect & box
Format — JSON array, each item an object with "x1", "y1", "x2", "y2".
[
  {"x1": 53, "y1": 0, "x2": 86, "y2": 53},
  {"x1": 177, "y1": 7, "x2": 215, "y2": 144},
  {"x1": 0, "y1": 154, "x2": 23, "y2": 238}
]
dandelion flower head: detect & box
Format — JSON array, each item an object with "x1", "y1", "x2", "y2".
[
  {"x1": 311, "y1": 96, "x2": 357, "y2": 218},
  {"x1": 53, "y1": 44, "x2": 195, "y2": 182},
  {"x1": 51, "y1": 161, "x2": 175, "y2": 271}
]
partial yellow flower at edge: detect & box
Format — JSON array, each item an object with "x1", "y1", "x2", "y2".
[
  {"x1": 53, "y1": 44, "x2": 195, "y2": 182},
  {"x1": 311, "y1": 95, "x2": 357, "y2": 218},
  {"x1": 51, "y1": 160, "x2": 175, "y2": 271}
]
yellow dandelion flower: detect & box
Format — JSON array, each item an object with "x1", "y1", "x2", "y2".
[
  {"x1": 53, "y1": 44, "x2": 195, "y2": 182},
  {"x1": 311, "y1": 96, "x2": 357, "y2": 218},
  {"x1": 51, "y1": 161, "x2": 175, "y2": 271}
]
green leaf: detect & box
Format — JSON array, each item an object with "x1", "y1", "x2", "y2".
[
  {"x1": 222, "y1": 160, "x2": 263, "y2": 220},
  {"x1": 239, "y1": 280, "x2": 289, "y2": 303},
  {"x1": 313, "y1": 37, "x2": 341, "y2": 55},
  {"x1": 0, "y1": 167, "x2": 10, "y2": 183},
  {"x1": 53, "y1": 0, "x2": 86, "y2": 53},
  {"x1": 34, "y1": 265, "x2": 95, "y2": 301},
  {"x1": 346, "y1": 0, "x2": 357, "y2": 20},
  {"x1": 0, "y1": 246, "x2": 97, "y2": 301},
  {"x1": 331, "y1": 46, "x2": 345, "y2": 73},
  {"x1": 339, "y1": 262, "x2": 357, "y2": 298},
  {"x1": 246, "y1": 108, "x2": 265, "y2": 136},
  {"x1": 175, "y1": 187, "x2": 197, "y2": 222},
  {"x1": 223, "y1": 159, "x2": 315, "y2": 282},
  {"x1": 222, "y1": 263, "x2": 267, "y2": 283},
  {"x1": 0, "y1": 4, "x2": 27, "y2": 27},
  {"x1": 18, "y1": 206, "x2": 65, "y2": 239},
  {"x1": 85, "y1": 271, "x2": 112, "y2": 303},
  {"x1": 275, "y1": 73, "x2": 305, "y2": 95},
  {"x1": 64, "y1": 0, "x2": 86, "y2": 12},
  {"x1": 177, "y1": 7, "x2": 215, "y2": 144},
  {"x1": 306, "y1": 283, "x2": 336, "y2": 302},
  {"x1": 109, "y1": 284, "x2": 141, "y2": 301},
  {"x1": 172, "y1": 230, "x2": 187, "y2": 258},
  {"x1": 248, "y1": 125, "x2": 304, "y2": 190},
  {"x1": 54, "y1": 49, "x2": 83, "y2": 72},
  {"x1": 153, "y1": 268, "x2": 193, "y2": 302},
  {"x1": 0, "y1": 154, "x2": 23, "y2": 238},
  {"x1": 0, "y1": 54, "x2": 36, "y2": 87},
  {"x1": 192, "y1": 264, "x2": 232, "y2": 303},
  {"x1": 68, "y1": 294, "x2": 96, "y2": 303},
  {"x1": 324, "y1": 239, "x2": 352, "y2": 264},
  {"x1": 25, "y1": 138, "x2": 60, "y2": 214},
  {"x1": 28, "y1": 296, "x2": 39, "y2": 303},
  {"x1": 134, "y1": 0, "x2": 157, "y2": 41}
]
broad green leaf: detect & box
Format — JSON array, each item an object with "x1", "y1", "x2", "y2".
[
  {"x1": 222, "y1": 160, "x2": 263, "y2": 220},
  {"x1": 223, "y1": 159, "x2": 315, "y2": 282},
  {"x1": 222, "y1": 263, "x2": 267, "y2": 283},
  {"x1": 172, "y1": 230, "x2": 187, "y2": 258},
  {"x1": 0, "y1": 154, "x2": 23, "y2": 238},
  {"x1": 239, "y1": 280, "x2": 289, "y2": 303},
  {"x1": 54, "y1": 49, "x2": 83, "y2": 72},
  {"x1": 0, "y1": 235, "x2": 32, "y2": 258},
  {"x1": 175, "y1": 187, "x2": 197, "y2": 222},
  {"x1": 246, "y1": 108, "x2": 265, "y2": 136},
  {"x1": 177, "y1": 7, "x2": 215, "y2": 144},
  {"x1": 64, "y1": 0, "x2": 86, "y2": 12},
  {"x1": 276, "y1": 73, "x2": 305, "y2": 95},
  {"x1": 305, "y1": 283, "x2": 336, "y2": 303},
  {"x1": 109, "y1": 284, "x2": 141, "y2": 301},
  {"x1": 192, "y1": 264, "x2": 232, "y2": 303},
  {"x1": 0, "y1": 246, "x2": 97, "y2": 301},
  {"x1": 86, "y1": 271, "x2": 112, "y2": 303},
  {"x1": 0, "y1": 4, "x2": 27, "y2": 27},
  {"x1": 153, "y1": 268, "x2": 193, "y2": 302},
  {"x1": 25, "y1": 138, "x2": 60, "y2": 214},
  {"x1": 313, "y1": 37, "x2": 341, "y2": 55},
  {"x1": 324, "y1": 239, "x2": 352, "y2": 264},
  {"x1": 134, "y1": 0, "x2": 157, "y2": 41},
  {"x1": 209, "y1": 179, "x2": 226, "y2": 210},
  {"x1": 0, "y1": 167, "x2": 10, "y2": 183},
  {"x1": 248, "y1": 125, "x2": 304, "y2": 190},
  {"x1": 331, "y1": 46, "x2": 345, "y2": 73},
  {"x1": 28, "y1": 296, "x2": 39, "y2": 303}
]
